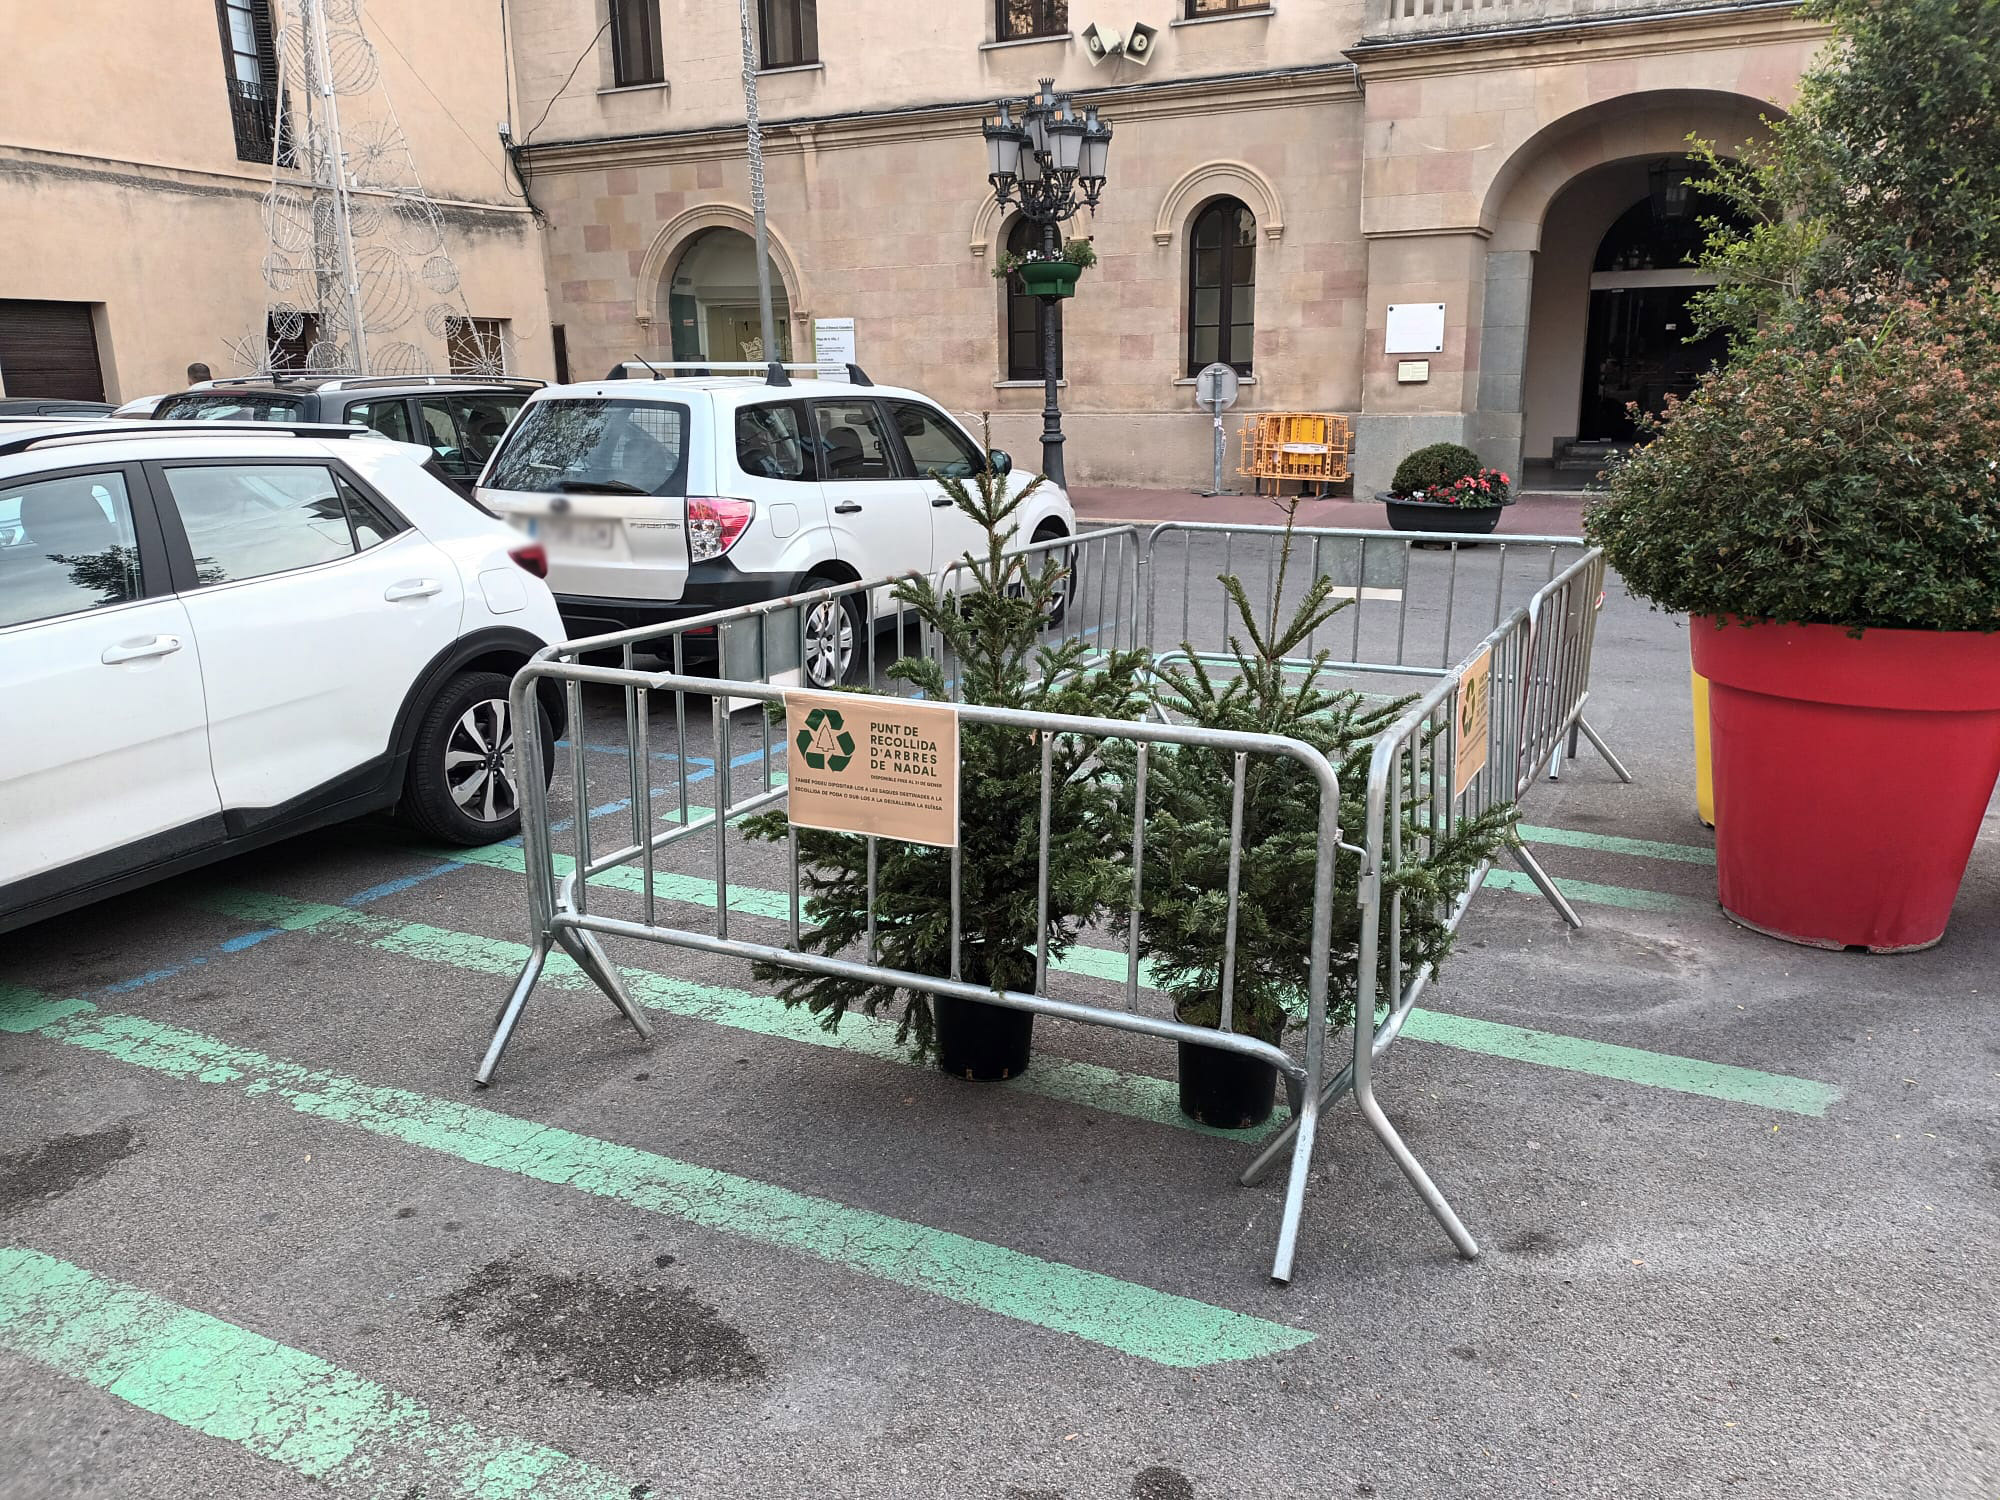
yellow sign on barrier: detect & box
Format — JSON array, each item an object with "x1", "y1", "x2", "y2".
[{"x1": 1455, "y1": 647, "x2": 1492, "y2": 791}]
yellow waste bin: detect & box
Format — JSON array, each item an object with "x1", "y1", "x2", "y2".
[{"x1": 1691, "y1": 656, "x2": 1715, "y2": 828}]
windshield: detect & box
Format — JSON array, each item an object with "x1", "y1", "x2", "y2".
[
  {"x1": 155, "y1": 393, "x2": 308, "y2": 422},
  {"x1": 481, "y1": 398, "x2": 690, "y2": 498}
]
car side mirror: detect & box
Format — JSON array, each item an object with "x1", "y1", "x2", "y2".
[{"x1": 987, "y1": 449, "x2": 1012, "y2": 476}]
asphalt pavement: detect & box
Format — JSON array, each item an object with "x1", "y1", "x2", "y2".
[{"x1": 3, "y1": 530, "x2": 1996, "y2": 1499}]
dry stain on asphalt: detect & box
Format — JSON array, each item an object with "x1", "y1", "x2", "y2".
[
  {"x1": 439, "y1": 1254, "x2": 766, "y2": 1394},
  {"x1": 0, "y1": 1124, "x2": 136, "y2": 1215}
]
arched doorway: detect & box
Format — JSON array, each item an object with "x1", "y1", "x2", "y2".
[
  {"x1": 663, "y1": 228, "x2": 793, "y2": 364},
  {"x1": 1517, "y1": 155, "x2": 1750, "y2": 467}
]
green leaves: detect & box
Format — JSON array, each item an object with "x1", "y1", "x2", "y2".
[{"x1": 1587, "y1": 280, "x2": 2000, "y2": 633}]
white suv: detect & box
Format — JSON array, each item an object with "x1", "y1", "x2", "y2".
[
  {"x1": 474, "y1": 366, "x2": 1076, "y2": 685},
  {"x1": 0, "y1": 422, "x2": 566, "y2": 935}
]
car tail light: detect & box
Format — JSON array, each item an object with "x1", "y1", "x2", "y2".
[
  {"x1": 509, "y1": 543, "x2": 549, "y2": 578},
  {"x1": 687, "y1": 497, "x2": 755, "y2": 563}
]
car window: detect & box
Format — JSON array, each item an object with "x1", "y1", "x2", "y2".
[
  {"x1": 348, "y1": 399, "x2": 414, "y2": 444},
  {"x1": 735, "y1": 403, "x2": 811, "y2": 481},
  {"x1": 482, "y1": 399, "x2": 690, "y2": 498},
  {"x1": 336, "y1": 473, "x2": 401, "y2": 550},
  {"x1": 811, "y1": 402, "x2": 897, "y2": 481},
  {"x1": 161, "y1": 463, "x2": 381, "y2": 585},
  {"x1": 449, "y1": 393, "x2": 524, "y2": 472},
  {"x1": 155, "y1": 393, "x2": 307, "y2": 422},
  {"x1": 418, "y1": 399, "x2": 463, "y2": 471},
  {"x1": 889, "y1": 401, "x2": 983, "y2": 480},
  {"x1": 0, "y1": 471, "x2": 143, "y2": 629}
]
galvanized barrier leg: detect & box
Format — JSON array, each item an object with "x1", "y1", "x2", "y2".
[
  {"x1": 1576, "y1": 715, "x2": 1633, "y2": 783},
  {"x1": 476, "y1": 937, "x2": 551, "y2": 1087},
  {"x1": 554, "y1": 923, "x2": 654, "y2": 1041},
  {"x1": 1509, "y1": 842, "x2": 1583, "y2": 928},
  {"x1": 1355, "y1": 1076, "x2": 1480, "y2": 1261},
  {"x1": 1268, "y1": 1089, "x2": 1319, "y2": 1285}
]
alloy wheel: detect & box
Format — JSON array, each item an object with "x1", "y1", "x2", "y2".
[
  {"x1": 444, "y1": 697, "x2": 519, "y2": 823},
  {"x1": 804, "y1": 598, "x2": 855, "y2": 687}
]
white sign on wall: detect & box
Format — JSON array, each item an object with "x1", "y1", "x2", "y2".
[
  {"x1": 1385, "y1": 302, "x2": 1446, "y2": 355},
  {"x1": 815, "y1": 317, "x2": 856, "y2": 380}
]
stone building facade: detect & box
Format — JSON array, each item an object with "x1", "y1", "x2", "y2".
[
  {"x1": 0, "y1": 0, "x2": 550, "y2": 403},
  {"x1": 517, "y1": 0, "x2": 1820, "y2": 490}
]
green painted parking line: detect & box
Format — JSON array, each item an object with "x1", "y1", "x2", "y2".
[
  {"x1": 0, "y1": 988, "x2": 1313, "y2": 1369},
  {"x1": 199, "y1": 881, "x2": 1834, "y2": 1123},
  {"x1": 1400, "y1": 1010, "x2": 1838, "y2": 1117},
  {"x1": 0, "y1": 1245, "x2": 637, "y2": 1499},
  {"x1": 1483, "y1": 868, "x2": 1703, "y2": 913},
  {"x1": 1516, "y1": 824, "x2": 1715, "y2": 866},
  {"x1": 194, "y1": 890, "x2": 1270, "y2": 1143}
]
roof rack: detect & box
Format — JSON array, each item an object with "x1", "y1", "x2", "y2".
[
  {"x1": 0, "y1": 420, "x2": 373, "y2": 458},
  {"x1": 601, "y1": 359, "x2": 874, "y2": 389},
  {"x1": 196, "y1": 375, "x2": 311, "y2": 389},
  {"x1": 311, "y1": 374, "x2": 546, "y2": 393}
]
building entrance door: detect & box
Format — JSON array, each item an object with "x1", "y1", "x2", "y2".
[{"x1": 1577, "y1": 284, "x2": 1729, "y2": 442}]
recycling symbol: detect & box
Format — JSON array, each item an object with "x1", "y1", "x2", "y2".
[{"x1": 798, "y1": 706, "x2": 856, "y2": 772}]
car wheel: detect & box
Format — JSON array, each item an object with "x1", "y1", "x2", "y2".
[
  {"x1": 402, "y1": 670, "x2": 552, "y2": 846},
  {"x1": 800, "y1": 576, "x2": 866, "y2": 689},
  {"x1": 1023, "y1": 521, "x2": 1073, "y2": 630}
]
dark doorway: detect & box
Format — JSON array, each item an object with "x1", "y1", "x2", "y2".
[
  {"x1": 1576, "y1": 182, "x2": 1739, "y2": 443},
  {"x1": 1579, "y1": 285, "x2": 1729, "y2": 442}
]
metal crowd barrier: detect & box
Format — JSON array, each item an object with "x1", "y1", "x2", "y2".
[{"x1": 475, "y1": 519, "x2": 1629, "y2": 1283}]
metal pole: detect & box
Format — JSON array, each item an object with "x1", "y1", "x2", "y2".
[
  {"x1": 1209, "y1": 395, "x2": 1225, "y2": 496},
  {"x1": 301, "y1": 0, "x2": 368, "y2": 373},
  {"x1": 737, "y1": 0, "x2": 780, "y2": 372},
  {"x1": 1038, "y1": 220, "x2": 1065, "y2": 486}
]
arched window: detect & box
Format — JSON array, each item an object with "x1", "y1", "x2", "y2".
[
  {"x1": 1004, "y1": 216, "x2": 1062, "y2": 382},
  {"x1": 1187, "y1": 197, "x2": 1255, "y2": 376}
]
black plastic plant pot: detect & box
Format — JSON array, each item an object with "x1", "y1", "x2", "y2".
[
  {"x1": 1176, "y1": 1037, "x2": 1279, "y2": 1130},
  {"x1": 1379, "y1": 493, "x2": 1504, "y2": 536},
  {"x1": 934, "y1": 995, "x2": 1035, "y2": 1081}
]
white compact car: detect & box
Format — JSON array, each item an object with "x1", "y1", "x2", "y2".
[
  {"x1": 474, "y1": 364, "x2": 1077, "y2": 686},
  {"x1": 0, "y1": 421, "x2": 566, "y2": 935}
]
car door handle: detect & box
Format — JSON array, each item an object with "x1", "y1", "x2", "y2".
[
  {"x1": 101, "y1": 635, "x2": 182, "y2": 665},
  {"x1": 384, "y1": 578, "x2": 443, "y2": 602},
  {"x1": 931, "y1": 497, "x2": 955, "y2": 507},
  {"x1": 833, "y1": 501, "x2": 863, "y2": 515}
]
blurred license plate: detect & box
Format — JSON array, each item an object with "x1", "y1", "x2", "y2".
[{"x1": 545, "y1": 518, "x2": 615, "y2": 549}]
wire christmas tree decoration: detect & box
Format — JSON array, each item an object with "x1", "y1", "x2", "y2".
[{"x1": 225, "y1": 0, "x2": 506, "y2": 379}]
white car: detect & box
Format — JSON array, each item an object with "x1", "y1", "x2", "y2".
[
  {"x1": 0, "y1": 421, "x2": 566, "y2": 935},
  {"x1": 474, "y1": 365, "x2": 1077, "y2": 686}
]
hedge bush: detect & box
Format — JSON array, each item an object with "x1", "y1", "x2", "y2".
[
  {"x1": 1584, "y1": 279, "x2": 2000, "y2": 634},
  {"x1": 1389, "y1": 443, "x2": 1482, "y2": 499}
]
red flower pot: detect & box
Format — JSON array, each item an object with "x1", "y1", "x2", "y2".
[{"x1": 1691, "y1": 617, "x2": 2000, "y2": 951}]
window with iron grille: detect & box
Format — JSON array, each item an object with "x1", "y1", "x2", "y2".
[
  {"x1": 1185, "y1": 0, "x2": 1266, "y2": 14},
  {"x1": 1187, "y1": 198, "x2": 1256, "y2": 375},
  {"x1": 1004, "y1": 218, "x2": 1063, "y2": 382},
  {"x1": 446, "y1": 317, "x2": 509, "y2": 376},
  {"x1": 609, "y1": 0, "x2": 665, "y2": 87},
  {"x1": 213, "y1": 0, "x2": 287, "y2": 164},
  {"x1": 998, "y1": 0, "x2": 1067, "y2": 40},
  {"x1": 759, "y1": 0, "x2": 819, "y2": 67},
  {"x1": 267, "y1": 308, "x2": 320, "y2": 373}
]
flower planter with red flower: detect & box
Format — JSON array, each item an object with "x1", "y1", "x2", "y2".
[{"x1": 1379, "y1": 443, "x2": 1514, "y2": 537}]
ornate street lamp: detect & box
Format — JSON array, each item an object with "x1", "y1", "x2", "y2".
[{"x1": 982, "y1": 79, "x2": 1112, "y2": 487}]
